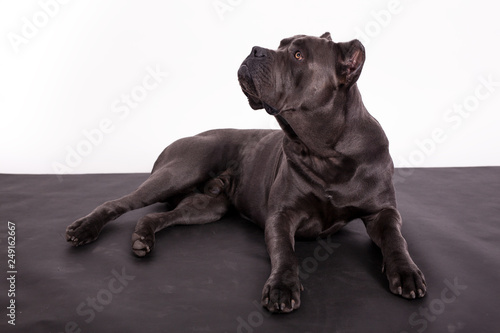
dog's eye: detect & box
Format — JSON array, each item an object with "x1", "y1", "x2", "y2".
[{"x1": 294, "y1": 51, "x2": 303, "y2": 61}]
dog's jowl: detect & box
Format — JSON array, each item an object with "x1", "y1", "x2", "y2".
[{"x1": 66, "y1": 32, "x2": 426, "y2": 313}]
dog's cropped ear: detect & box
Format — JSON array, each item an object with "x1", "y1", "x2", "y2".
[
  {"x1": 335, "y1": 39, "x2": 365, "y2": 86},
  {"x1": 320, "y1": 32, "x2": 332, "y2": 41}
]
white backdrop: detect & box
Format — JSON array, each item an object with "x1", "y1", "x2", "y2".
[{"x1": 1, "y1": 0, "x2": 499, "y2": 175}]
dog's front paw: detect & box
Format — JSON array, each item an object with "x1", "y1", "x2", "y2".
[
  {"x1": 383, "y1": 254, "x2": 427, "y2": 299},
  {"x1": 66, "y1": 216, "x2": 103, "y2": 247},
  {"x1": 261, "y1": 272, "x2": 303, "y2": 313}
]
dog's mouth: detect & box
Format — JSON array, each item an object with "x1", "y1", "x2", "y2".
[
  {"x1": 238, "y1": 64, "x2": 280, "y2": 115},
  {"x1": 238, "y1": 64, "x2": 261, "y2": 108}
]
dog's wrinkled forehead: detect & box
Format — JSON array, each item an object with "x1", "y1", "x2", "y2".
[
  {"x1": 278, "y1": 35, "x2": 306, "y2": 49},
  {"x1": 277, "y1": 33, "x2": 334, "y2": 60},
  {"x1": 278, "y1": 32, "x2": 331, "y2": 47}
]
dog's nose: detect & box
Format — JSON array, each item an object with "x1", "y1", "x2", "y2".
[{"x1": 252, "y1": 46, "x2": 267, "y2": 58}]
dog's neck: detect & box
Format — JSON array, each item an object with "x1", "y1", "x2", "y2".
[{"x1": 277, "y1": 84, "x2": 366, "y2": 158}]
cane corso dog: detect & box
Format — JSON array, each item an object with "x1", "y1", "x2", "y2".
[{"x1": 66, "y1": 32, "x2": 426, "y2": 313}]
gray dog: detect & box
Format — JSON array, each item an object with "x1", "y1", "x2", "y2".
[{"x1": 66, "y1": 32, "x2": 426, "y2": 313}]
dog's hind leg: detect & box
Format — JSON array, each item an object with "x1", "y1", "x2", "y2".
[
  {"x1": 65, "y1": 167, "x2": 194, "y2": 246},
  {"x1": 65, "y1": 133, "x2": 234, "y2": 247},
  {"x1": 131, "y1": 175, "x2": 231, "y2": 257},
  {"x1": 65, "y1": 131, "x2": 237, "y2": 247}
]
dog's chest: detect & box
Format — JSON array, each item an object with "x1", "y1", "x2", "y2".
[
  {"x1": 294, "y1": 199, "x2": 354, "y2": 238},
  {"x1": 285, "y1": 139, "x2": 357, "y2": 185},
  {"x1": 288, "y1": 187, "x2": 365, "y2": 238}
]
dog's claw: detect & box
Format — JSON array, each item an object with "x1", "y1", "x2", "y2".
[
  {"x1": 131, "y1": 232, "x2": 155, "y2": 257},
  {"x1": 261, "y1": 275, "x2": 302, "y2": 313},
  {"x1": 66, "y1": 216, "x2": 102, "y2": 247},
  {"x1": 384, "y1": 256, "x2": 426, "y2": 299}
]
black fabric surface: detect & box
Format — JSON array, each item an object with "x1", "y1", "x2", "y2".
[{"x1": 0, "y1": 167, "x2": 499, "y2": 333}]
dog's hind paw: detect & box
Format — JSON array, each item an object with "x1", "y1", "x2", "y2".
[
  {"x1": 131, "y1": 232, "x2": 155, "y2": 257},
  {"x1": 66, "y1": 216, "x2": 102, "y2": 247}
]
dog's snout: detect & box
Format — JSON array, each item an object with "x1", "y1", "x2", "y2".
[{"x1": 252, "y1": 46, "x2": 267, "y2": 58}]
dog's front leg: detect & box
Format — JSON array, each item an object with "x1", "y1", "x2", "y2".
[
  {"x1": 261, "y1": 213, "x2": 302, "y2": 313},
  {"x1": 362, "y1": 208, "x2": 426, "y2": 299}
]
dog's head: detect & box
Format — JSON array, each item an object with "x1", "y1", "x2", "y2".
[{"x1": 237, "y1": 32, "x2": 365, "y2": 116}]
